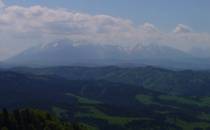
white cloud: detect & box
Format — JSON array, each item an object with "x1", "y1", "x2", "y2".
[
  {"x1": 174, "y1": 24, "x2": 192, "y2": 33},
  {"x1": 0, "y1": 5, "x2": 133, "y2": 33},
  {"x1": 0, "y1": 5, "x2": 210, "y2": 59},
  {"x1": 141, "y1": 22, "x2": 159, "y2": 33}
]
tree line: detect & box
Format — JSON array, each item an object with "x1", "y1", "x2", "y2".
[{"x1": 0, "y1": 108, "x2": 85, "y2": 130}]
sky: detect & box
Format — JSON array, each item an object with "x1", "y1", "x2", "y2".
[
  {"x1": 5, "y1": 0, "x2": 210, "y2": 32},
  {"x1": 0, "y1": 0, "x2": 210, "y2": 60}
]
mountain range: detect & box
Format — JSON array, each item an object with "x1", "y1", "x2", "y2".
[{"x1": 4, "y1": 39, "x2": 210, "y2": 69}]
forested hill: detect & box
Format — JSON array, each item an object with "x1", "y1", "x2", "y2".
[
  {"x1": 12, "y1": 66, "x2": 210, "y2": 96},
  {"x1": 1, "y1": 69, "x2": 210, "y2": 129}
]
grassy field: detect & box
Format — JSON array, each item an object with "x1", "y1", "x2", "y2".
[
  {"x1": 80, "y1": 123, "x2": 99, "y2": 130},
  {"x1": 66, "y1": 93, "x2": 101, "y2": 104},
  {"x1": 159, "y1": 95, "x2": 210, "y2": 107},
  {"x1": 76, "y1": 106, "x2": 139, "y2": 126},
  {"x1": 66, "y1": 93, "x2": 139, "y2": 126},
  {"x1": 168, "y1": 118, "x2": 210, "y2": 130},
  {"x1": 56, "y1": 92, "x2": 210, "y2": 130},
  {"x1": 136, "y1": 93, "x2": 210, "y2": 108},
  {"x1": 136, "y1": 94, "x2": 154, "y2": 104}
]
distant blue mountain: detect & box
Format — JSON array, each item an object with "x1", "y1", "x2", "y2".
[{"x1": 4, "y1": 39, "x2": 210, "y2": 69}]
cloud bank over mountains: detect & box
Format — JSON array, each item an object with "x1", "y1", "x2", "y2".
[{"x1": 0, "y1": 3, "x2": 210, "y2": 60}]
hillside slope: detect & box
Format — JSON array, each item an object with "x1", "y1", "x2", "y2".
[
  {"x1": 12, "y1": 66, "x2": 210, "y2": 96},
  {"x1": 1, "y1": 70, "x2": 210, "y2": 130}
]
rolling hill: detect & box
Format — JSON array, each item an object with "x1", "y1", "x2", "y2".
[
  {"x1": 1, "y1": 69, "x2": 210, "y2": 130},
  {"x1": 12, "y1": 66, "x2": 210, "y2": 96}
]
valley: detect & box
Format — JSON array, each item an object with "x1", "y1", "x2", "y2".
[{"x1": 1, "y1": 67, "x2": 210, "y2": 130}]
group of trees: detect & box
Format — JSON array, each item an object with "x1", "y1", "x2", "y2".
[{"x1": 0, "y1": 108, "x2": 85, "y2": 130}]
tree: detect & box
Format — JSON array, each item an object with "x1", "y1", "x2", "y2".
[
  {"x1": 1, "y1": 127, "x2": 8, "y2": 130},
  {"x1": 2, "y1": 108, "x2": 9, "y2": 128}
]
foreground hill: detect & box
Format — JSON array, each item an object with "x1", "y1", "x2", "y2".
[
  {"x1": 0, "y1": 108, "x2": 86, "y2": 130},
  {"x1": 1, "y1": 69, "x2": 210, "y2": 129},
  {"x1": 12, "y1": 66, "x2": 210, "y2": 96}
]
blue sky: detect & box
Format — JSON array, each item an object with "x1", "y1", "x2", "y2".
[{"x1": 5, "y1": 0, "x2": 210, "y2": 32}]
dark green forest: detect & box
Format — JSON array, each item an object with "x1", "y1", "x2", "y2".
[{"x1": 0, "y1": 109, "x2": 86, "y2": 130}]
